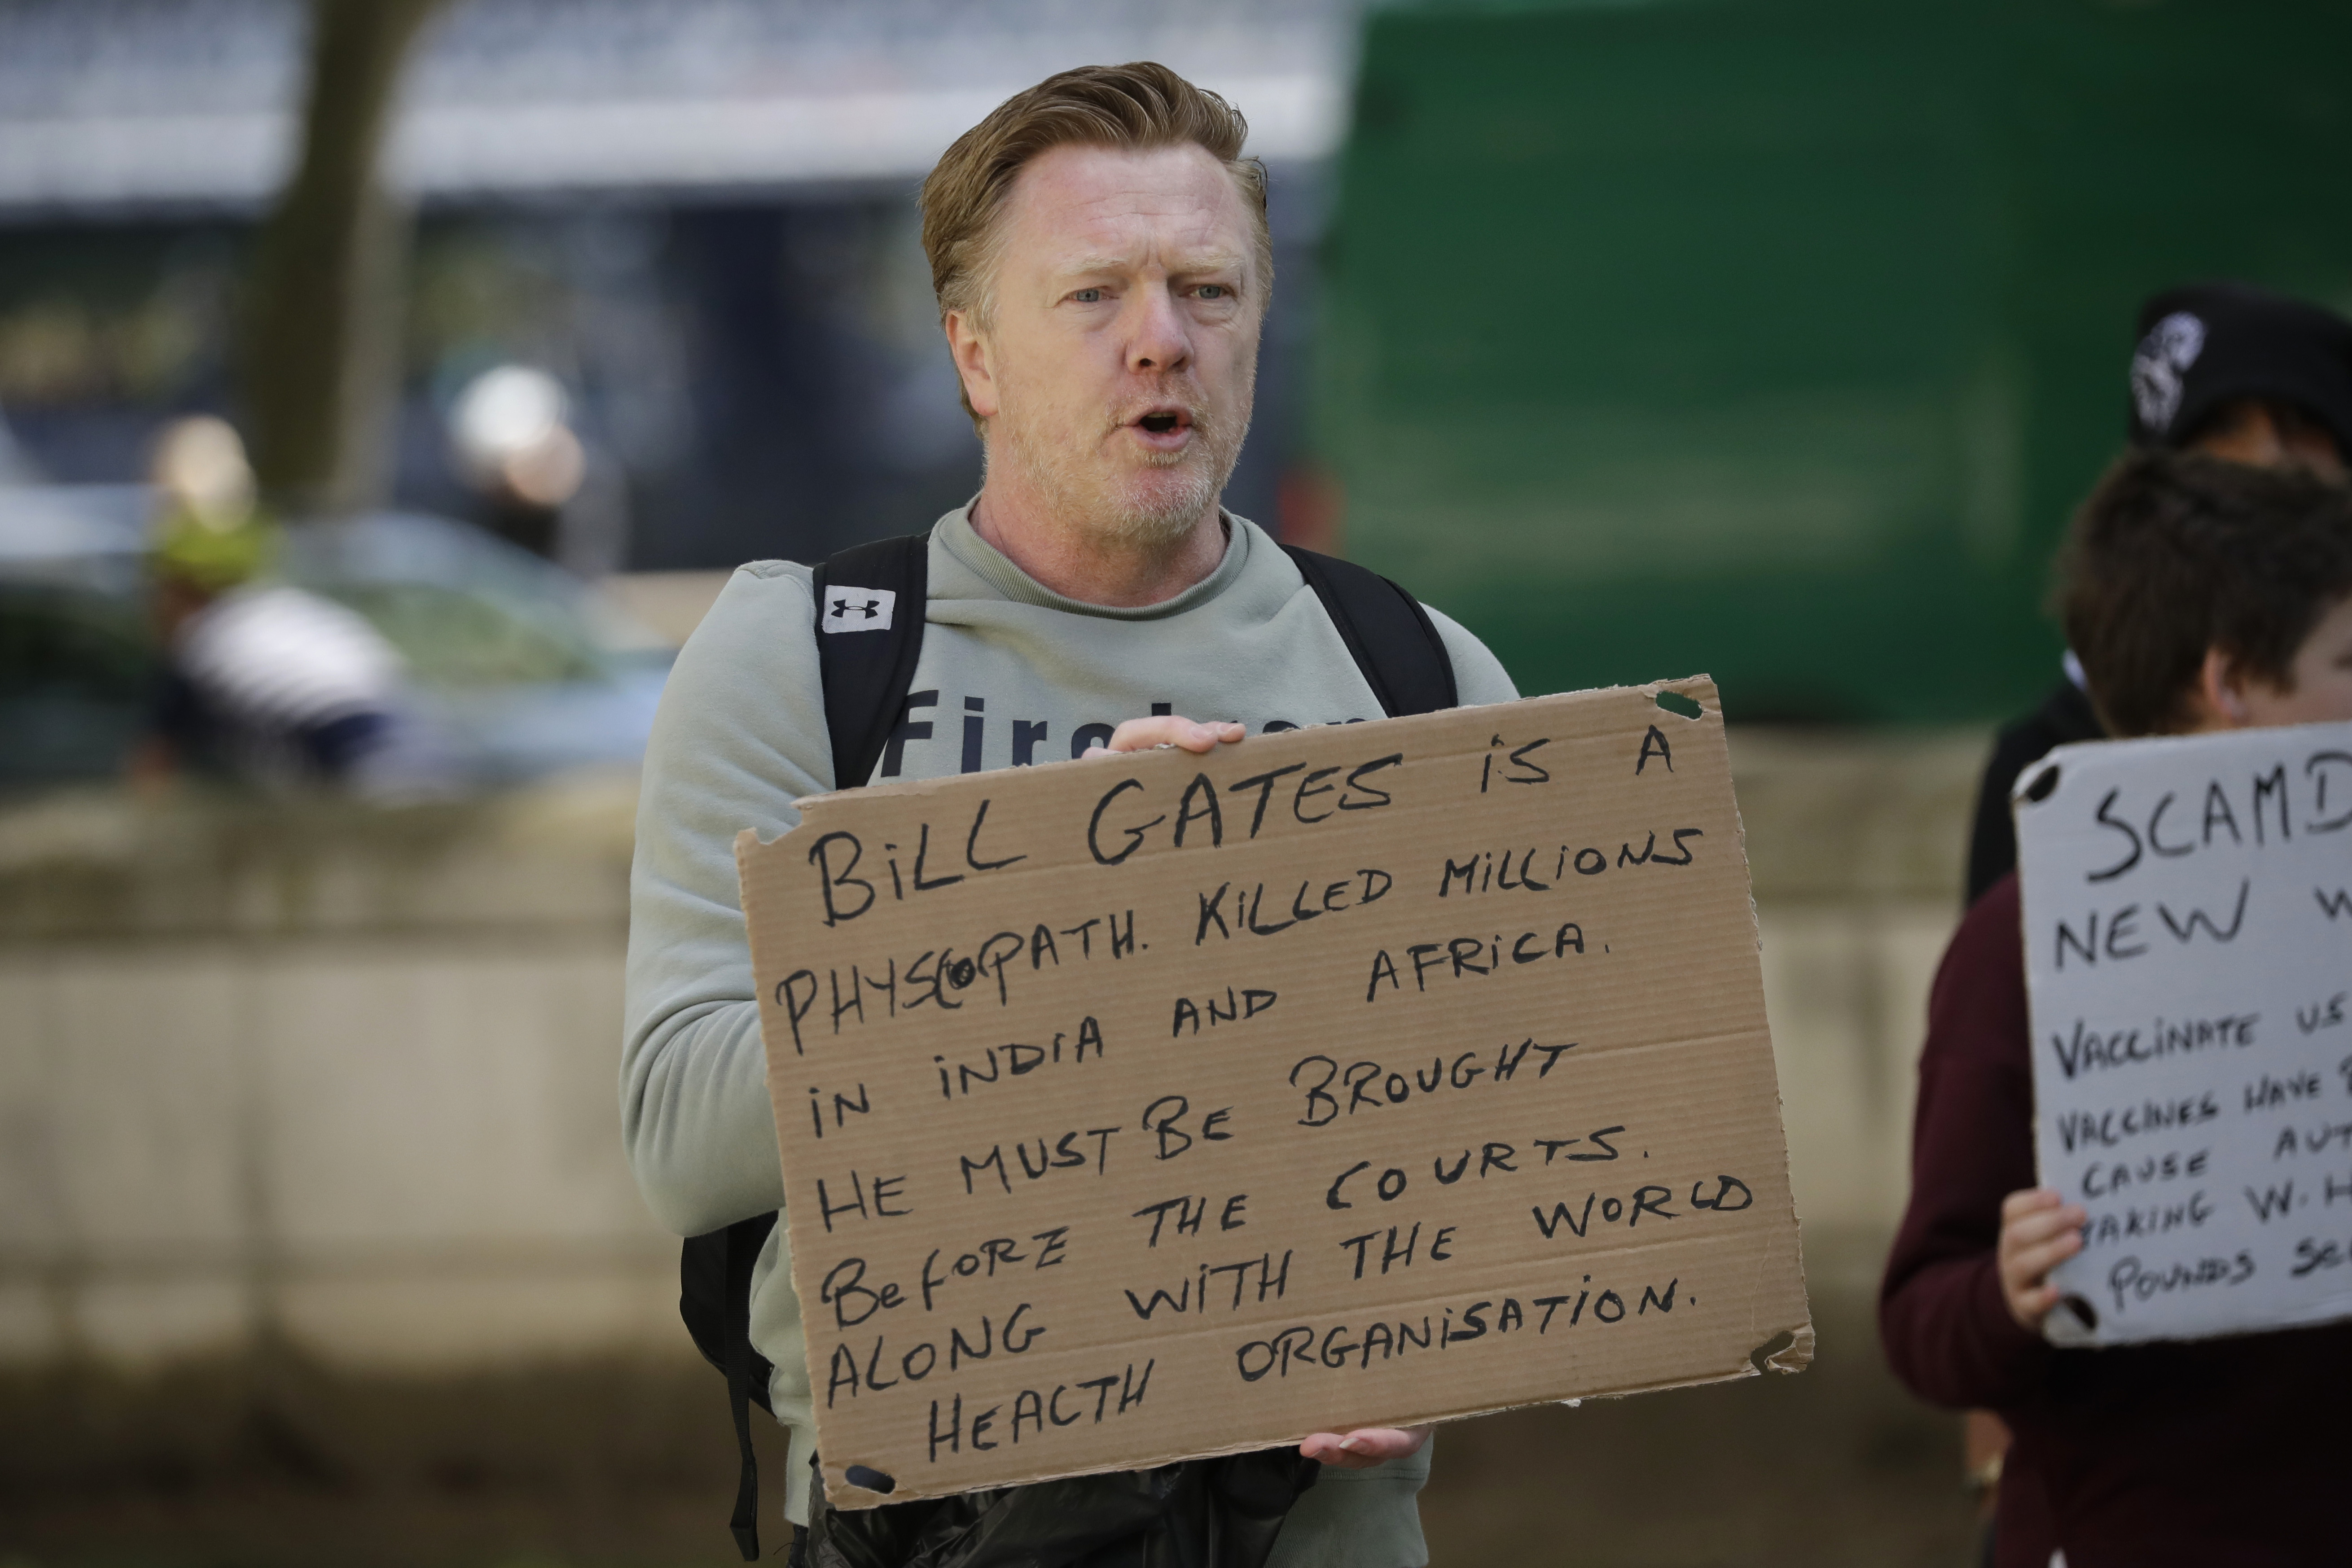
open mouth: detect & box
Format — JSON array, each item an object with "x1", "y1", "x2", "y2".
[{"x1": 1134, "y1": 408, "x2": 1191, "y2": 436}]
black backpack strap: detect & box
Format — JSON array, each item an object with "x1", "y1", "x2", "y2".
[
  {"x1": 684, "y1": 534, "x2": 932, "y2": 1559},
  {"x1": 810, "y1": 532, "x2": 932, "y2": 788},
  {"x1": 1281, "y1": 543, "x2": 1459, "y2": 717},
  {"x1": 722, "y1": 1213, "x2": 777, "y2": 1560}
]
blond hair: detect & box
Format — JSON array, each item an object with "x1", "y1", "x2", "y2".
[{"x1": 921, "y1": 62, "x2": 1273, "y2": 350}]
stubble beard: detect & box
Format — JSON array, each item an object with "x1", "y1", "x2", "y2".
[{"x1": 991, "y1": 379, "x2": 1252, "y2": 552}]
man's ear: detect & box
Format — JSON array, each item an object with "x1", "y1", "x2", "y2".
[
  {"x1": 944, "y1": 309, "x2": 1000, "y2": 422},
  {"x1": 2195, "y1": 647, "x2": 2254, "y2": 729}
]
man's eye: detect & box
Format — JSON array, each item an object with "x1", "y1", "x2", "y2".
[
  {"x1": 1071, "y1": 288, "x2": 1103, "y2": 303},
  {"x1": 1198, "y1": 285, "x2": 1227, "y2": 299}
]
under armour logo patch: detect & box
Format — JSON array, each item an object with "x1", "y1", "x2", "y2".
[{"x1": 821, "y1": 586, "x2": 895, "y2": 633}]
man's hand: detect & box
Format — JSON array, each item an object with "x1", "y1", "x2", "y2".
[
  {"x1": 1081, "y1": 714, "x2": 1245, "y2": 758},
  {"x1": 1297, "y1": 1425, "x2": 1430, "y2": 1470},
  {"x1": 1997, "y1": 1187, "x2": 2086, "y2": 1331}
]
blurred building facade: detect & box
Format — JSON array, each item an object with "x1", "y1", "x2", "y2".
[{"x1": 0, "y1": 0, "x2": 1357, "y2": 568}]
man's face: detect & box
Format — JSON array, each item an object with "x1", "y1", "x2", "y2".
[
  {"x1": 2234, "y1": 592, "x2": 2352, "y2": 727},
  {"x1": 953, "y1": 142, "x2": 1262, "y2": 545},
  {"x1": 2190, "y1": 399, "x2": 2349, "y2": 485}
]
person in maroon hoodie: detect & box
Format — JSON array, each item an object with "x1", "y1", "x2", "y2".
[{"x1": 1881, "y1": 449, "x2": 2352, "y2": 1568}]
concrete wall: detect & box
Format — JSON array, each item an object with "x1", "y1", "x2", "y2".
[
  {"x1": 1733, "y1": 729, "x2": 1983, "y2": 1285},
  {"x1": 0, "y1": 729, "x2": 1984, "y2": 1371},
  {"x1": 0, "y1": 775, "x2": 671, "y2": 1371}
]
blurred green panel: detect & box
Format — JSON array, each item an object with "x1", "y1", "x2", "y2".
[{"x1": 1317, "y1": 0, "x2": 2352, "y2": 721}]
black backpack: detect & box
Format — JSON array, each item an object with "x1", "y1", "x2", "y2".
[{"x1": 680, "y1": 528, "x2": 1460, "y2": 1560}]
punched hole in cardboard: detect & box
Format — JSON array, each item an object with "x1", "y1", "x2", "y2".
[
  {"x1": 845, "y1": 1464, "x2": 897, "y2": 1494},
  {"x1": 2021, "y1": 763, "x2": 2062, "y2": 804},
  {"x1": 1654, "y1": 690, "x2": 1704, "y2": 721},
  {"x1": 2059, "y1": 1295, "x2": 2099, "y2": 1334}
]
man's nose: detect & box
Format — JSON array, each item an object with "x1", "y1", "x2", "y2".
[{"x1": 1125, "y1": 285, "x2": 1192, "y2": 376}]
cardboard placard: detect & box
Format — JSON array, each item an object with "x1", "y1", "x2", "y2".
[
  {"x1": 739, "y1": 680, "x2": 1811, "y2": 1506},
  {"x1": 2016, "y1": 721, "x2": 2352, "y2": 1346}
]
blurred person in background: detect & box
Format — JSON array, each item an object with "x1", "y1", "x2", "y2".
[
  {"x1": 448, "y1": 362, "x2": 626, "y2": 578},
  {"x1": 625, "y1": 61, "x2": 1515, "y2": 1567},
  {"x1": 1963, "y1": 282, "x2": 2352, "y2": 905},
  {"x1": 135, "y1": 415, "x2": 410, "y2": 792},
  {"x1": 1951, "y1": 283, "x2": 2352, "y2": 1542},
  {"x1": 1883, "y1": 451, "x2": 2352, "y2": 1568}
]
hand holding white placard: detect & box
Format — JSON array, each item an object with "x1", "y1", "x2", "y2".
[{"x1": 2016, "y1": 721, "x2": 2352, "y2": 1345}]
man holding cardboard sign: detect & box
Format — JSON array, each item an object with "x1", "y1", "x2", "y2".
[
  {"x1": 1881, "y1": 452, "x2": 2352, "y2": 1564},
  {"x1": 624, "y1": 63, "x2": 1521, "y2": 1564}
]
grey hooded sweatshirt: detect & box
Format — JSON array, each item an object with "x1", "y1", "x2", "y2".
[{"x1": 622, "y1": 505, "x2": 1518, "y2": 1563}]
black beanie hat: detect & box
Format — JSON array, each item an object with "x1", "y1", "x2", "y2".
[{"x1": 2127, "y1": 281, "x2": 2352, "y2": 460}]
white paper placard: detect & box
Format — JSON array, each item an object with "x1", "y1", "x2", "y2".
[{"x1": 2014, "y1": 721, "x2": 2352, "y2": 1346}]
